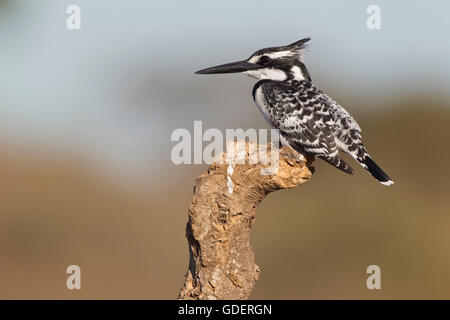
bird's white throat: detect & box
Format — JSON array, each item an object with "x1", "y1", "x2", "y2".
[{"x1": 243, "y1": 68, "x2": 287, "y2": 81}]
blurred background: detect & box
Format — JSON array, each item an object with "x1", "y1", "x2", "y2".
[{"x1": 0, "y1": 0, "x2": 449, "y2": 299}]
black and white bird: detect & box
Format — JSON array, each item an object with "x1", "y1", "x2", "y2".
[{"x1": 196, "y1": 38, "x2": 394, "y2": 186}]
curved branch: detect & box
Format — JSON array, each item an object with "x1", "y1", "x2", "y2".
[{"x1": 178, "y1": 141, "x2": 313, "y2": 300}]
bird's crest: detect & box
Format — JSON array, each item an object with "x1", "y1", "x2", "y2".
[
  {"x1": 250, "y1": 37, "x2": 311, "y2": 62},
  {"x1": 287, "y1": 37, "x2": 311, "y2": 59}
]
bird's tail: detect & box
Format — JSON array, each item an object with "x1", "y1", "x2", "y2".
[
  {"x1": 350, "y1": 146, "x2": 394, "y2": 186},
  {"x1": 359, "y1": 156, "x2": 394, "y2": 186}
]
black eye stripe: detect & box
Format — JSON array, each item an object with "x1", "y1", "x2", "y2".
[{"x1": 259, "y1": 55, "x2": 271, "y2": 65}]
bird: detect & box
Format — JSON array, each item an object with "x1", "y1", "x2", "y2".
[{"x1": 195, "y1": 38, "x2": 394, "y2": 186}]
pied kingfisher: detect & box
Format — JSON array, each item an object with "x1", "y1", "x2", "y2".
[{"x1": 196, "y1": 38, "x2": 393, "y2": 186}]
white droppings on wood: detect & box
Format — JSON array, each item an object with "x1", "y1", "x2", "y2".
[{"x1": 227, "y1": 163, "x2": 234, "y2": 194}]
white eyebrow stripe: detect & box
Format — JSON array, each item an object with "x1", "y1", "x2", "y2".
[
  {"x1": 248, "y1": 50, "x2": 294, "y2": 64},
  {"x1": 265, "y1": 50, "x2": 293, "y2": 59},
  {"x1": 248, "y1": 55, "x2": 261, "y2": 63}
]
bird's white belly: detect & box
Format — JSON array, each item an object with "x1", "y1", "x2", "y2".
[{"x1": 253, "y1": 86, "x2": 273, "y2": 125}]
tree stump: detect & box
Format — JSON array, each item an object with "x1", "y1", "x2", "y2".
[{"x1": 178, "y1": 141, "x2": 313, "y2": 300}]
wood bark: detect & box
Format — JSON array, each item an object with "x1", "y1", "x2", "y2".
[{"x1": 178, "y1": 141, "x2": 313, "y2": 300}]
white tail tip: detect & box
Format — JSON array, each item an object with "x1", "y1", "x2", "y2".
[{"x1": 380, "y1": 180, "x2": 394, "y2": 186}]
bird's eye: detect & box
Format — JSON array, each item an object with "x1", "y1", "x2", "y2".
[{"x1": 258, "y1": 55, "x2": 271, "y2": 65}]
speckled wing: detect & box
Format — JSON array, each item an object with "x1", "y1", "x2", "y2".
[{"x1": 255, "y1": 80, "x2": 354, "y2": 174}]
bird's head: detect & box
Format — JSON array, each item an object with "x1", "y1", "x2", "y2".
[{"x1": 196, "y1": 38, "x2": 311, "y2": 82}]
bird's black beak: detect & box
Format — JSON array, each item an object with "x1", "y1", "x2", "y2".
[{"x1": 195, "y1": 60, "x2": 259, "y2": 74}]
